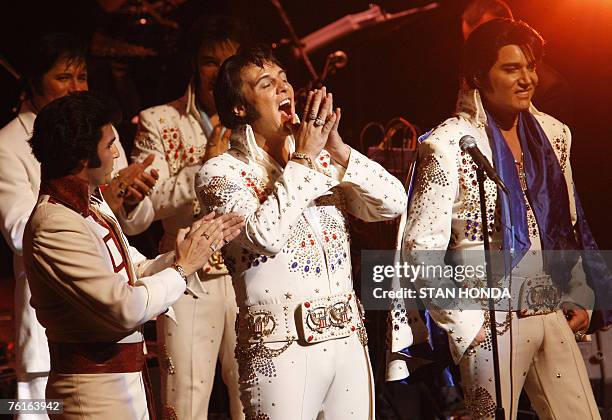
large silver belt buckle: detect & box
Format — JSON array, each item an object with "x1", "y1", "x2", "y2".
[
  {"x1": 301, "y1": 293, "x2": 354, "y2": 343},
  {"x1": 518, "y1": 276, "x2": 560, "y2": 317},
  {"x1": 247, "y1": 310, "x2": 276, "y2": 340}
]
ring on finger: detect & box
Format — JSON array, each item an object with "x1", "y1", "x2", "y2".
[
  {"x1": 308, "y1": 112, "x2": 317, "y2": 121},
  {"x1": 314, "y1": 117, "x2": 325, "y2": 127}
]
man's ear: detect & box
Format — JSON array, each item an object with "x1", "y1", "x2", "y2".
[{"x1": 233, "y1": 105, "x2": 246, "y2": 118}]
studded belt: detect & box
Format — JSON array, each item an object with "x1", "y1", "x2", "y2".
[
  {"x1": 237, "y1": 291, "x2": 368, "y2": 346},
  {"x1": 515, "y1": 274, "x2": 560, "y2": 318}
]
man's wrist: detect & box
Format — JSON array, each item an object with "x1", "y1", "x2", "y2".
[
  {"x1": 292, "y1": 152, "x2": 315, "y2": 169},
  {"x1": 171, "y1": 262, "x2": 188, "y2": 283},
  {"x1": 327, "y1": 144, "x2": 350, "y2": 168}
]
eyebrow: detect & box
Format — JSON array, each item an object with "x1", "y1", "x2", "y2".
[
  {"x1": 255, "y1": 69, "x2": 287, "y2": 86},
  {"x1": 56, "y1": 70, "x2": 88, "y2": 76},
  {"x1": 200, "y1": 54, "x2": 218, "y2": 61},
  {"x1": 500, "y1": 62, "x2": 525, "y2": 67}
]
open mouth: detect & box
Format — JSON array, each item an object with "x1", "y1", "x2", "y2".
[{"x1": 278, "y1": 98, "x2": 292, "y2": 121}]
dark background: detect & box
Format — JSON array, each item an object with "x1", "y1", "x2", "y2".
[{"x1": 1, "y1": 0, "x2": 611, "y2": 276}]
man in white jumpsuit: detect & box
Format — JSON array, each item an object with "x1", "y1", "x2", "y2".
[{"x1": 195, "y1": 44, "x2": 407, "y2": 419}]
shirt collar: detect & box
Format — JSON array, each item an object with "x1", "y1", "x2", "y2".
[
  {"x1": 17, "y1": 100, "x2": 37, "y2": 135},
  {"x1": 455, "y1": 88, "x2": 544, "y2": 128},
  {"x1": 40, "y1": 175, "x2": 92, "y2": 217}
]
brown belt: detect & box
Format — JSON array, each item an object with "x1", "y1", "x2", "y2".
[
  {"x1": 48, "y1": 341, "x2": 157, "y2": 420},
  {"x1": 49, "y1": 341, "x2": 145, "y2": 374}
]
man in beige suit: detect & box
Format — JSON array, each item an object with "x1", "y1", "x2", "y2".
[
  {"x1": 23, "y1": 91, "x2": 243, "y2": 419},
  {"x1": 0, "y1": 34, "x2": 157, "y2": 418}
]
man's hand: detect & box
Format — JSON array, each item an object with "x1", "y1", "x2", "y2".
[
  {"x1": 562, "y1": 302, "x2": 589, "y2": 337},
  {"x1": 174, "y1": 212, "x2": 244, "y2": 275},
  {"x1": 324, "y1": 107, "x2": 350, "y2": 167},
  {"x1": 198, "y1": 211, "x2": 245, "y2": 243},
  {"x1": 291, "y1": 87, "x2": 337, "y2": 162},
  {"x1": 175, "y1": 218, "x2": 224, "y2": 275},
  {"x1": 122, "y1": 154, "x2": 158, "y2": 206},
  {"x1": 102, "y1": 154, "x2": 158, "y2": 214}
]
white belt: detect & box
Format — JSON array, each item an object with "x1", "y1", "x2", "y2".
[{"x1": 238, "y1": 291, "x2": 367, "y2": 346}]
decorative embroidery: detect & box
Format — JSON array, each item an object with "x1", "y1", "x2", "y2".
[
  {"x1": 390, "y1": 300, "x2": 408, "y2": 331},
  {"x1": 197, "y1": 176, "x2": 244, "y2": 211},
  {"x1": 158, "y1": 125, "x2": 206, "y2": 176},
  {"x1": 162, "y1": 405, "x2": 178, "y2": 420},
  {"x1": 133, "y1": 131, "x2": 157, "y2": 153},
  {"x1": 286, "y1": 218, "x2": 324, "y2": 277},
  {"x1": 240, "y1": 169, "x2": 271, "y2": 203},
  {"x1": 482, "y1": 310, "x2": 512, "y2": 339},
  {"x1": 465, "y1": 386, "x2": 497, "y2": 419},
  {"x1": 159, "y1": 344, "x2": 176, "y2": 375},
  {"x1": 247, "y1": 311, "x2": 276, "y2": 340},
  {"x1": 247, "y1": 410, "x2": 271, "y2": 420},
  {"x1": 525, "y1": 200, "x2": 540, "y2": 239},
  {"x1": 551, "y1": 134, "x2": 568, "y2": 173},
  {"x1": 318, "y1": 209, "x2": 349, "y2": 274},
  {"x1": 421, "y1": 154, "x2": 450, "y2": 187},
  {"x1": 236, "y1": 339, "x2": 294, "y2": 385},
  {"x1": 457, "y1": 152, "x2": 498, "y2": 242}
]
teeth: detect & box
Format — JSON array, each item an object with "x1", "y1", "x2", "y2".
[{"x1": 279, "y1": 99, "x2": 290, "y2": 107}]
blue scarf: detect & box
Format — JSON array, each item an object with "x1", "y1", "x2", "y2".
[{"x1": 488, "y1": 109, "x2": 612, "y2": 327}]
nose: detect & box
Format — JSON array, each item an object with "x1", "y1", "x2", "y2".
[
  {"x1": 111, "y1": 143, "x2": 120, "y2": 159},
  {"x1": 277, "y1": 77, "x2": 289, "y2": 93},
  {"x1": 68, "y1": 77, "x2": 88, "y2": 93},
  {"x1": 66, "y1": 78, "x2": 78, "y2": 93},
  {"x1": 518, "y1": 68, "x2": 534, "y2": 86}
]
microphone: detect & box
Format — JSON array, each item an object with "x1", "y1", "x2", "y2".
[
  {"x1": 459, "y1": 135, "x2": 509, "y2": 194},
  {"x1": 327, "y1": 50, "x2": 348, "y2": 69}
]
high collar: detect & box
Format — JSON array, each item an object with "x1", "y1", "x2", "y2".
[
  {"x1": 178, "y1": 80, "x2": 208, "y2": 123},
  {"x1": 230, "y1": 124, "x2": 295, "y2": 172},
  {"x1": 455, "y1": 88, "x2": 544, "y2": 129},
  {"x1": 40, "y1": 175, "x2": 92, "y2": 217},
  {"x1": 184, "y1": 81, "x2": 199, "y2": 119},
  {"x1": 17, "y1": 100, "x2": 37, "y2": 135}
]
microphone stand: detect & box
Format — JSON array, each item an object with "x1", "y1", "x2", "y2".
[
  {"x1": 476, "y1": 166, "x2": 506, "y2": 420},
  {"x1": 269, "y1": 0, "x2": 319, "y2": 81}
]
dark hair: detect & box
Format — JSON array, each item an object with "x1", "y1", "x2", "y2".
[
  {"x1": 29, "y1": 91, "x2": 113, "y2": 180},
  {"x1": 186, "y1": 14, "x2": 247, "y2": 77},
  {"x1": 462, "y1": 19, "x2": 544, "y2": 90},
  {"x1": 214, "y1": 44, "x2": 282, "y2": 129},
  {"x1": 22, "y1": 32, "x2": 88, "y2": 98},
  {"x1": 462, "y1": 0, "x2": 513, "y2": 26}
]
